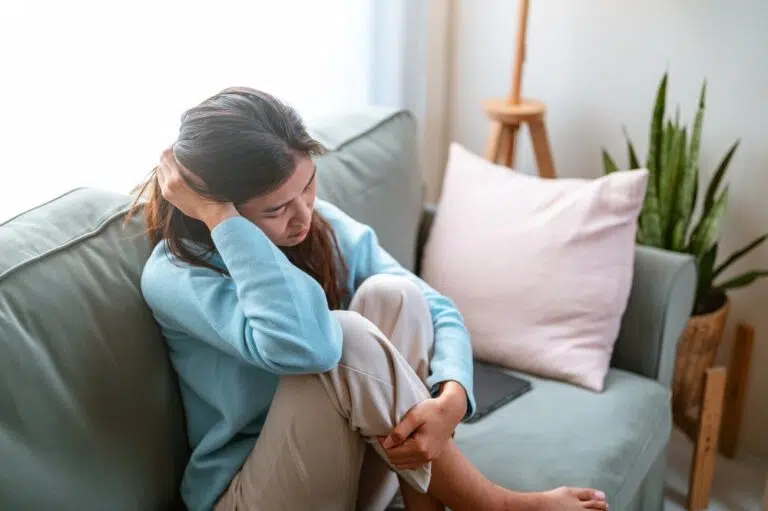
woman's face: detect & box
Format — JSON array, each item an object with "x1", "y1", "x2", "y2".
[{"x1": 237, "y1": 156, "x2": 317, "y2": 247}]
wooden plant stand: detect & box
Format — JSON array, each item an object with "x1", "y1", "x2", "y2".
[
  {"x1": 673, "y1": 313, "x2": 757, "y2": 511},
  {"x1": 483, "y1": 0, "x2": 556, "y2": 179},
  {"x1": 672, "y1": 302, "x2": 730, "y2": 511},
  {"x1": 720, "y1": 322, "x2": 755, "y2": 458}
]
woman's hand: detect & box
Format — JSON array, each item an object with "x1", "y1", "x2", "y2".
[
  {"x1": 378, "y1": 381, "x2": 467, "y2": 470},
  {"x1": 156, "y1": 147, "x2": 239, "y2": 230}
]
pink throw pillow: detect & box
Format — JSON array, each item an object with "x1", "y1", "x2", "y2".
[{"x1": 421, "y1": 143, "x2": 648, "y2": 391}]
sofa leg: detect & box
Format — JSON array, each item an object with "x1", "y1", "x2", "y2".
[{"x1": 687, "y1": 366, "x2": 726, "y2": 511}]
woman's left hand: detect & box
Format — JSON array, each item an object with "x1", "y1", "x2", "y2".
[{"x1": 378, "y1": 381, "x2": 467, "y2": 470}]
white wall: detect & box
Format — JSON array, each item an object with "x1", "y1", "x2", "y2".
[{"x1": 449, "y1": 0, "x2": 768, "y2": 460}]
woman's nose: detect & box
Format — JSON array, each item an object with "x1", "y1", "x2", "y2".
[{"x1": 294, "y1": 199, "x2": 312, "y2": 225}]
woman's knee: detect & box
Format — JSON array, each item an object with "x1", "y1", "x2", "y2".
[
  {"x1": 331, "y1": 310, "x2": 378, "y2": 352},
  {"x1": 330, "y1": 310, "x2": 391, "y2": 368},
  {"x1": 354, "y1": 274, "x2": 425, "y2": 312}
]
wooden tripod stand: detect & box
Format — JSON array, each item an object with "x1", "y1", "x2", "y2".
[{"x1": 483, "y1": 0, "x2": 556, "y2": 178}]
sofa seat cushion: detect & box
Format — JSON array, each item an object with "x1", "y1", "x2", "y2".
[{"x1": 455, "y1": 368, "x2": 671, "y2": 510}]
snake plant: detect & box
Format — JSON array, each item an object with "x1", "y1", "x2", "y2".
[{"x1": 602, "y1": 72, "x2": 768, "y2": 315}]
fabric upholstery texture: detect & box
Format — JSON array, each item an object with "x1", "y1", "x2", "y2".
[
  {"x1": 0, "y1": 189, "x2": 189, "y2": 511},
  {"x1": 421, "y1": 143, "x2": 648, "y2": 391},
  {"x1": 454, "y1": 368, "x2": 672, "y2": 511},
  {"x1": 310, "y1": 107, "x2": 423, "y2": 271},
  {"x1": 612, "y1": 245, "x2": 697, "y2": 386}
]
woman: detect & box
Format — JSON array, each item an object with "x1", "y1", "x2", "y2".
[{"x1": 133, "y1": 87, "x2": 608, "y2": 511}]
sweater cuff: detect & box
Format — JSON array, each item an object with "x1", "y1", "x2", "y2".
[{"x1": 426, "y1": 371, "x2": 476, "y2": 420}]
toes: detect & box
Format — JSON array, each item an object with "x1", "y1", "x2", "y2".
[
  {"x1": 573, "y1": 488, "x2": 606, "y2": 501},
  {"x1": 582, "y1": 500, "x2": 609, "y2": 510}
]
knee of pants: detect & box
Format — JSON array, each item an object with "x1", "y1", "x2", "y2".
[
  {"x1": 330, "y1": 310, "x2": 388, "y2": 367},
  {"x1": 355, "y1": 274, "x2": 425, "y2": 312}
]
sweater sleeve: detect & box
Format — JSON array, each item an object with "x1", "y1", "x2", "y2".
[
  {"x1": 142, "y1": 216, "x2": 342, "y2": 374},
  {"x1": 344, "y1": 219, "x2": 476, "y2": 418}
]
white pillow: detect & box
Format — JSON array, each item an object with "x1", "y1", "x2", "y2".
[{"x1": 421, "y1": 143, "x2": 648, "y2": 391}]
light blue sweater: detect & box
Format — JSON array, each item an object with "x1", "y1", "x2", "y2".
[{"x1": 141, "y1": 199, "x2": 475, "y2": 511}]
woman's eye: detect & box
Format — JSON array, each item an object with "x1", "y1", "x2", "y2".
[{"x1": 265, "y1": 207, "x2": 286, "y2": 218}]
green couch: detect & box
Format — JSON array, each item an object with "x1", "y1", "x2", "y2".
[{"x1": 0, "y1": 108, "x2": 696, "y2": 511}]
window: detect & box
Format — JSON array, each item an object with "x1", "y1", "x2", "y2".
[{"x1": 0, "y1": 0, "x2": 380, "y2": 220}]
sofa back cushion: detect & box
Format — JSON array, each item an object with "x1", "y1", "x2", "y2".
[
  {"x1": 0, "y1": 189, "x2": 189, "y2": 510},
  {"x1": 311, "y1": 107, "x2": 423, "y2": 270}
]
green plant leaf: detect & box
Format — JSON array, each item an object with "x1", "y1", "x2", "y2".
[
  {"x1": 704, "y1": 140, "x2": 740, "y2": 212},
  {"x1": 639, "y1": 177, "x2": 663, "y2": 247},
  {"x1": 715, "y1": 270, "x2": 768, "y2": 291},
  {"x1": 689, "y1": 187, "x2": 728, "y2": 259},
  {"x1": 712, "y1": 233, "x2": 768, "y2": 279},
  {"x1": 646, "y1": 73, "x2": 668, "y2": 178},
  {"x1": 659, "y1": 126, "x2": 685, "y2": 245},
  {"x1": 636, "y1": 226, "x2": 646, "y2": 245},
  {"x1": 660, "y1": 121, "x2": 672, "y2": 177},
  {"x1": 672, "y1": 127, "x2": 688, "y2": 243},
  {"x1": 622, "y1": 126, "x2": 641, "y2": 169},
  {"x1": 696, "y1": 243, "x2": 718, "y2": 308},
  {"x1": 602, "y1": 149, "x2": 619, "y2": 174},
  {"x1": 671, "y1": 138, "x2": 697, "y2": 251},
  {"x1": 688, "y1": 81, "x2": 706, "y2": 186},
  {"x1": 670, "y1": 217, "x2": 688, "y2": 252},
  {"x1": 690, "y1": 165, "x2": 699, "y2": 220}
]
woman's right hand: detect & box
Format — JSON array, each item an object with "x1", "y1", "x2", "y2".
[{"x1": 157, "y1": 147, "x2": 239, "y2": 230}]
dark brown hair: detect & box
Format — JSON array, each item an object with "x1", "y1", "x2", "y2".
[{"x1": 128, "y1": 87, "x2": 348, "y2": 309}]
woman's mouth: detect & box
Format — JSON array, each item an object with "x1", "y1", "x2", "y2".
[{"x1": 289, "y1": 227, "x2": 309, "y2": 239}]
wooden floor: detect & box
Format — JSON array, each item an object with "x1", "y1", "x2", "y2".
[{"x1": 665, "y1": 428, "x2": 765, "y2": 511}]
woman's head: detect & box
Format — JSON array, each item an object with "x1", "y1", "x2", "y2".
[
  {"x1": 131, "y1": 87, "x2": 348, "y2": 308},
  {"x1": 173, "y1": 87, "x2": 321, "y2": 247}
]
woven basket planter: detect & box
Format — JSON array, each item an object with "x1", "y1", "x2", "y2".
[{"x1": 672, "y1": 297, "x2": 730, "y2": 421}]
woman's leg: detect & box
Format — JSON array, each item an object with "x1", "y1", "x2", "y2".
[
  {"x1": 215, "y1": 373, "x2": 367, "y2": 511},
  {"x1": 215, "y1": 309, "x2": 433, "y2": 511},
  {"x1": 217, "y1": 291, "x2": 608, "y2": 511},
  {"x1": 350, "y1": 275, "x2": 443, "y2": 511},
  {"x1": 349, "y1": 275, "x2": 609, "y2": 511}
]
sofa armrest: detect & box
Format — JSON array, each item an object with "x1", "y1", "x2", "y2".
[
  {"x1": 414, "y1": 203, "x2": 437, "y2": 277},
  {"x1": 612, "y1": 246, "x2": 697, "y2": 387}
]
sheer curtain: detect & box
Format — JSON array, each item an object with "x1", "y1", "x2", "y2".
[{"x1": 0, "y1": 0, "x2": 410, "y2": 221}]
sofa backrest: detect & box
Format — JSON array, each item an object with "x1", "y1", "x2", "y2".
[
  {"x1": 0, "y1": 190, "x2": 189, "y2": 511},
  {"x1": 0, "y1": 107, "x2": 423, "y2": 510},
  {"x1": 310, "y1": 107, "x2": 423, "y2": 270}
]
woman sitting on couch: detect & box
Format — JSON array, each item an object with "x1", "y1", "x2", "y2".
[{"x1": 132, "y1": 87, "x2": 607, "y2": 511}]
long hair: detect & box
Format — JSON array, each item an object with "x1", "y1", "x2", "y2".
[{"x1": 127, "y1": 87, "x2": 348, "y2": 309}]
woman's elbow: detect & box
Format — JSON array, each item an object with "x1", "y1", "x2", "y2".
[
  {"x1": 307, "y1": 334, "x2": 342, "y2": 372},
  {"x1": 256, "y1": 329, "x2": 342, "y2": 374}
]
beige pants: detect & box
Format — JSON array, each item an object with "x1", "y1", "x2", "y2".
[{"x1": 215, "y1": 274, "x2": 436, "y2": 511}]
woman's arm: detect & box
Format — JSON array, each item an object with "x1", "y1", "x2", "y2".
[
  {"x1": 143, "y1": 148, "x2": 341, "y2": 374},
  {"x1": 330, "y1": 203, "x2": 476, "y2": 418},
  {"x1": 143, "y1": 216, "x2": 342, "y2": 374}
]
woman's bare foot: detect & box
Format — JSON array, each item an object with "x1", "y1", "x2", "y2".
[
  {"x1": 424, "y1": 440, "x2": 607, "y2": 511},
  {"x1": 525, "y1": 487, "x2": 608, "y2": 511}
]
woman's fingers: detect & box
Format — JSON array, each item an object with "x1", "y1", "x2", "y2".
[
  {"x1": 391, "y1": 456, "x2": 426, "y2": 470},
  {"x1": 382, "y1": 437, "x2": 428, "y2": 470},
  {"x1": 383, "y1": 438, "x2": 419, "y2": 461},
  {"x1": 160, "y1": 147, "x2": 176, "y2": 172}
]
